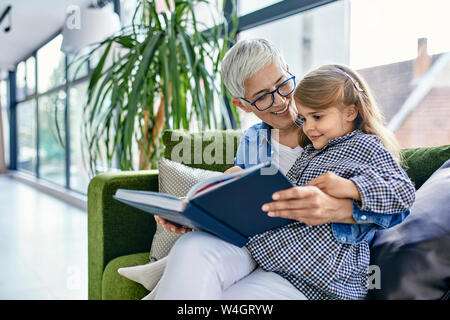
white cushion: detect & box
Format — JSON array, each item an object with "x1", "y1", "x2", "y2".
[
  {"x1": 117, "y1": 256, "x2": 167, "y2": 291},
  {"x1": 150, "y1": 157, "x2": 223, "y2": 261},
  {"x1": 117, "y1": 158, "x2": 222, "y2": 298}
]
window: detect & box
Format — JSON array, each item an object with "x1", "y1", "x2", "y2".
[
  {"x1": 350, "y1": 0, "x2": 450, "y2": 69},
  {"x1": 349, "y1": 0, "x2": 450, "y2": 148},
  {"x1": 69, "y1": 82, "x2": 90, "y2": 193},
  {"x1": 37, "y1": 35, "x2": 65, "y2": 94},
  {"x1": 237, "y1": 0, "x2": 348, "y2": 129},
  {"x1": 1, "y1": 79, "x2": 9, "y2": 167},
  {"x1": 193, "y1": 0, "x2": 224, "y2": 32},
  {"x1": 238, "y1": 0, "x2": 283, "y2": 16},
  {"x1": 16, "y1": 62, "x2": 26, "y2": 101},
  {"x1": 38, "y1": 91, "x2": 66, "y2": 185},
  {"x1": 67, "y1": 55, "x2": 89, "y2": 83},
  {"x1": 26, "y1": 56, "x2": 36, "y2": 96},
  {"x1": 13, "y1": 30, "x2": 92, "y2": 191},
  {"x1": 16, "y1": 99, "x2": 37, "y2": 173},
  {"x1": 16, "y1": 57, "x2": 36, "y2": 101},
  {"x1": 0, "y1": 79, "x2": 7, "y2": 107},
  {"x1": 120, "y1": 0, "x2": 140, "y2": 27},
  {"x1": 11, "y1": 2, "x2": 124, "y2": 193},
  {"x1": 232, "y1": 0, "x2": 450, "y2": 148}
]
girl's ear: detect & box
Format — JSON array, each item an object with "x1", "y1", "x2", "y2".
[
  {"x1": 345, "y1": 104, "x2": 358, "y2": 122},
  {"x1": 232, "y1": 98, "x2": 251, "y2": 113}
]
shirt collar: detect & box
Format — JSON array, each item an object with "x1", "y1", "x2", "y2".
[
  {"x1": 305, "y1": 129, "x2": 363, "y2": 153},
  {"x1": 327, "y1": 129, "x2": 363, "y2": 147},
  {"x1": 246, "y1": 122, "x2": 272, "y2": 143}
]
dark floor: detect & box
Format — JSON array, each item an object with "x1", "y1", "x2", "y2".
[{"x1": 0, "y1": 175, "x2": 87, "y2": 299}]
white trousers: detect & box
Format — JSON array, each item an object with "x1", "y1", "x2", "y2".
[{"x1": 154, "y1": 231, "x2": 307, "y2": 300}]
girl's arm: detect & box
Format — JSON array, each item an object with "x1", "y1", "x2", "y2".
[
  {"x1": 347, "y1": 136, "x2": 416, "y2": 215},
  {"x1": 309, "y1": 135, "x2": 415, "y2": 215},
  {"x1": 307, "y1": 172, "x2": 361, "y2": 200},
  {"x1": 349, "y1": 164, "x2": 415, "y2": 215},
  {"x1": 224, "y1": 166, "x2": 244, "y2": 174}
]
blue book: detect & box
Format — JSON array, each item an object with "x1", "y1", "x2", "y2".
[{"x1": 113, "y1": 162, "x2": 295, "y2": 247}]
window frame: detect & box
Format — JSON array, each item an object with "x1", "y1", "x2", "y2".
[
  {"x1": 236, "y1": 0, "x2": 338, "y2": 32},
  {"x1": 8, "y1": 26, "x2": 93, "y2": 193}
]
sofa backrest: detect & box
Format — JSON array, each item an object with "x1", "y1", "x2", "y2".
[
  {"x1": 402, "y1": 145, "x2": 450, "y2": 189},
  {"x1": 162, "y1": 129, "x2": 243, "y2": 173},
  {"x1": 162, "y1": 129, "x2": 450, "y2": 189}
]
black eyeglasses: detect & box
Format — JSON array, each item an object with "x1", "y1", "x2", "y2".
[{"x1": 241, "y1": 71, "x2": 296, "y2": 111}]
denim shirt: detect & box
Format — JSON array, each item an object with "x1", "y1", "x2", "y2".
[{"x1": 234, "y1": 122, "x2": 410, "y2": 245}]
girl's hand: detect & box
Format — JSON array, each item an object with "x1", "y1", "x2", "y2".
[
  {"x1": 224, "y1": 166, "x2": 243, "y2": 174},
  {"x1": 307, "y1": 172, "x2": 361, "y2": 200},
  {"x1": 154, "y1": 215, "x2": 192, "y2": 234}
]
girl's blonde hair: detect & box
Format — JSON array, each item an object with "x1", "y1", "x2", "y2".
[{"x1": 294, "y1": 64, "x2": 404, "y2": 165}]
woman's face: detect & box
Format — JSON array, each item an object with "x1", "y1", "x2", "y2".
[{"x1": 233, "y1": 62, "x2": 298, "y2": 132}]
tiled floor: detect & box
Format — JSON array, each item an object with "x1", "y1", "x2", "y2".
[{"x1": 0, "y1": 175, "x2": 87, "y2": 300}]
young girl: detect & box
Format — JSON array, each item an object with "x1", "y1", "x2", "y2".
[{"x1": 247, "y1": 64, "x2": 416, "y2": 299}]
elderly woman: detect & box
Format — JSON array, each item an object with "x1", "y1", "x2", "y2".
[{"x1": 153, "y1": 39, "x2": 409, "y2": 300}]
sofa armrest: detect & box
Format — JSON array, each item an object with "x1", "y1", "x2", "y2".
[{"x1": 87, "y1": 170, "x2": 159, "y2": 300}]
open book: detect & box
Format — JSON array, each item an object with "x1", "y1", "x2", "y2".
[{"x1": 113, "y1": 162, "x2": 295, "y2": 247}]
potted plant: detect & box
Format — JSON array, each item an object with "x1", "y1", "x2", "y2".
[{"x1": 77, "y1": 0, "x2": 238, "y2": 174}]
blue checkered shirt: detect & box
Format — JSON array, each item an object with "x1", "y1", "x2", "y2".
[
  {"x1": 245, "y1": 130, "x2": 415, "y2": 300},
  {"x1": 235, "y1": 122, "x2": 411, "y2": 244}
]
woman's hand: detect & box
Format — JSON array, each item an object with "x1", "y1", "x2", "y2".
[
  {"x1": 261, "y1": 186, "x2": 356, "y2": 226},
  {"x1": 154, "y1": 196, "x2": 192, "y2": 234},
  {"x1": 154, "y1": 216, "x2": 191, "y2": 234},
  {"x1": 155, "y1": 166, "x2": 243, "y2": 233}
]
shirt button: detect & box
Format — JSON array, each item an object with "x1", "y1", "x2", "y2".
[
  {"x1": 341, "y1": 237, "x2": 346, "y2": 242},
  {"x1": 361, "y1": 215, "x2": 367, "y2": 220}
]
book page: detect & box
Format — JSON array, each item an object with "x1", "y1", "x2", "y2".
[{"x1": 115, "y1": 189, "x2": 184, "y2": 212}]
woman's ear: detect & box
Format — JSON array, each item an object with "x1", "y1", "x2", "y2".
[
  {"x1": 232, "y1": 98, "x2": 251, "y2": 113},
  {"x1": 345, "y1": 104, "x2": 358, "y2": 122}
]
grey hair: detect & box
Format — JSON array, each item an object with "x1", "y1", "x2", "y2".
[{"x1": 221, "y1": 39, "x2": 287, "y2": 98}]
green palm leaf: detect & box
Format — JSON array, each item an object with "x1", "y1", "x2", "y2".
[{"x1": 82, "y1": 0, "x2": 237, "y2": 174}]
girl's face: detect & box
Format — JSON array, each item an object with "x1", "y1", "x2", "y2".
[{"x1": 296, "y1": 101, "x2": 358, "y2": 150}]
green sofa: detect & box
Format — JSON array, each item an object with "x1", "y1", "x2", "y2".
[{"x1": 87, "y1": 129, "x2": 450, "y2": 300}]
